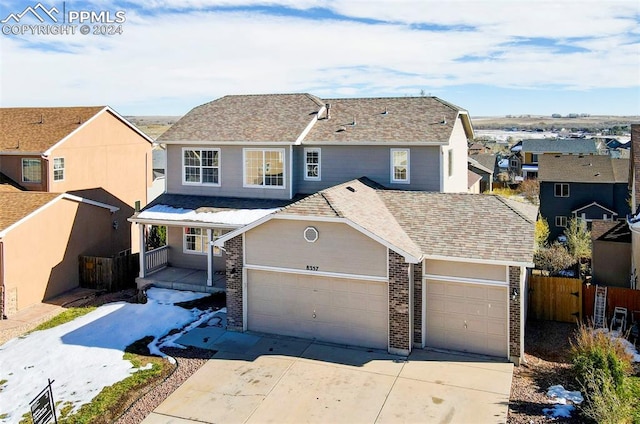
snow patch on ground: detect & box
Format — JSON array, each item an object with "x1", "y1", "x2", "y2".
[
  {"x1": 0, "y1": 288, "x2": 223, "y2": 423},
  {"x1": 543, "y1": 385, "x2": 583, "y2": 419},
  {"x1": 593, "y1": 327, "x2": 640, "y2": 362},
  {"x1": 138, "y1": 204, "x2": 278, "y2": 225}
]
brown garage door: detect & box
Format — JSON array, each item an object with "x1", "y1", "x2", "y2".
[
  {"x1": 247, "y1": 269, "x2": 388, "y2": 349},
  {"x1": 425, "y1": 280, "x2": 508, "y2": 358}
]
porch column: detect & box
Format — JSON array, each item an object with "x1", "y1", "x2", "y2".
[
  {"x1": 206, "y1": 228, "x2": 213, "y2": 286},
  {"x1": 138, "y1": 223, "x2": 146, "y2": 278}
]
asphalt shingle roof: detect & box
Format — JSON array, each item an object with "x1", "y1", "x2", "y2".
[
  {"x1": 158, "y1": 94, "x2": 324, "y2": 142},
  {"x1": 278, "y1": 178, "x2": 535, "y2": 264},
  {"x1": 521, "y1": 139, "x2": 598, "y2": 155},
  {"x1": 0, "y1": 107, "x2": 105, "y2": 152},
  {"x1": 538, "y1": 155, "x2": 629, "y2": 183},
  {"x1": 0, "y1": 192, "x2": 60, "y2": 231},
  {"x1": 304, "y1": 97, "x2": 465, "y2": 143},
  {"x1": 470, "y1": 153, "x2": 497, "y2": 172},
  {"x1": 0, "y1": 173, "x2": 25, "y2": 193},
  {"x1": 159, "y1": 94, "x2": 468, "y2": 143}
]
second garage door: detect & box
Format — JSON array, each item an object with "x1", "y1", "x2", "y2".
[
  {"x1": 425, "y1": 280, "x2": 508, "y2": 358},
  {"x1": 247, "y1": 269, "x2": 388, "y2": 349}
]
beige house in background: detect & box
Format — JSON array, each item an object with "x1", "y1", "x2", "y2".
[
  {"x1": 0, "y1": 106, "x2": 153, "y2": 316},
  {"x1": 0, "y1": 106, "x2": 153, "y2": 253},
  {"x1": 0, "y1": 192, "x2": 118, "y2": 316}
]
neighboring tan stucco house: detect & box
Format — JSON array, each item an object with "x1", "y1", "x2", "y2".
[
  {"x1": 0, "y1": 106, "x2": 153, "y2": 254},
  {"x1": 130, "y1": 94, "x2": 474, "y2": 292},
  {"x1": 214, "y1": 178, "x2": 535, "y2": 363},
  {"x1": 0, "y1": 192, "x2": 118, "y2": 317}
]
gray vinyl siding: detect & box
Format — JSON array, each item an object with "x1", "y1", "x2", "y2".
[
  {"x1": 166, "y1": 226, "x2": 207, "y2": 270},
  {"x1": 293, "y1": 145, "x2": 441, "y2": 194},
  {"x1": 166, "y1": 144, "x2": 291, "y2": 200}
]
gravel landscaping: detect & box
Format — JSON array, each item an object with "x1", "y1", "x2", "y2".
[{"x1": 508, "y1": 320, "x2": 581, "y2": 424}]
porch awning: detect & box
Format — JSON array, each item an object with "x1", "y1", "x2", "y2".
[{"x1": 134, "y1": 204, "x2": 278, "y2": 227}]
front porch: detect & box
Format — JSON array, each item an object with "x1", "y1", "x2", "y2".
[{"x1": 137, "y1": 266, "x2": 226, "y2": 294}]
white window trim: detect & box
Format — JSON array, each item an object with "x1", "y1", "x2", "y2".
[
  {"x1": 21, "y1": 158, "x2": 42, "y2": 183},
  {"x1": 390, "y1": 148, "x2": 410, "y2": 184},
  {"x1": 53, "y1": 157, "x2": 65, "y2": 182},
  {"x1": 304, "y1": 148, "x2": 321, "y2": 181},
  {"x1": 554, "y1": 183, "x2": 569, "y2": 198},
  {"x1": 212, "y1": 228, "x2": 223, "y2": 256},
  {"x1": 448, "y1": 149, "x2": 454, "y2": 178},
  {"x1": 183, "y1": 227, "x2": 208, "y2": 255},
  {"x1": 555, "y1": 216, "x2": 568, "y2": 228},
  {"x1": 181, "y1": 148, "x2": 221, "y2": 186},
  {"x1": 242, "y1": 148, "x2": 286, "y2": 189}
]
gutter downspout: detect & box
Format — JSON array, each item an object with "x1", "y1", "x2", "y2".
[
  {"x1": 0, "y1": 240, "x2": 5, "y2": 319},
  {"x1": 41, "y1": 155, "x2": 50, "y2": 192}
]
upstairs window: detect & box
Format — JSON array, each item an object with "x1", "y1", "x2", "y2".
[
  {"x1": 22, "y1": 158, "x2": 41, "y2": 183},
  {"x1": 391, "y1": 149, "x2": 410, "y2": 183},
  {"x1": 53, "y1": 157, "x2": 65, "y2": 181},
  {"x1": 183, "y1": 148, "x2": 220, "y2": 185},
  {"x1": 554, "y1": 183, "x2": 569, "y2": 197},
  {"x1": 531, "y1": 153, "x2": 539, "y2": 163},
  {"x1": 244, "y1": 148, "x2": 285, "y2": 188},
  {"x1": 304, "y1": 148, "x2": 321, "y2": 181}
]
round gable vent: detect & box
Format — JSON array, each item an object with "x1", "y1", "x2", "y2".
[{"x1": 303, "y1": 226, "x2": 319, "y2": 243}]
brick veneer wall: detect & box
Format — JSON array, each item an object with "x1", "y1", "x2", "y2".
[
  {"x1": 413, "y1": 261, "x2": 423, "y2": 346},
  {"x1": 225, "y1": 235, "x2": 244, "y2": 331},
  {"x1": 509, "y1": 266, "x2": 522, "y2": 361},
  {"x1": 389, "y1": 250, "x2": 411, "y2": 355}
]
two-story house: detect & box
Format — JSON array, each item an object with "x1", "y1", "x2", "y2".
[
  {"x1": 130, "y1": 93, "x2": 535, "y2": 363},
  {"x1": 0, "y1": 106, "x2": 152, "y2": 315},
  {"x1": 538, "y1": 154, "x2": 630, "y2": 240},
  {"x1": 131, "y1": 94, "x2": 473, "y2": 292},
  {"x1": 511, "y1": 138, "x2": 599, "y2": 180}
]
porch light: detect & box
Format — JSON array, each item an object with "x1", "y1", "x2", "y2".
[{"x1": 512, "y1": 288, "x2": 519, "y2": 301}]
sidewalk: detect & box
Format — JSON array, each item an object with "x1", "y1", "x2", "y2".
[{"x1": 0, "y1": 288, "x2": 97, "y2": 345}]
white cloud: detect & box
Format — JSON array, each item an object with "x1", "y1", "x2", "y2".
[{"x1": 0, "y1": 1, "x2": 638, "y2": 114}]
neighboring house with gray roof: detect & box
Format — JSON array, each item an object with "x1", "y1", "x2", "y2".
[
  {"x1": 213, "y1": 178, "x2": 534, "y2": 363},
  {"x1": 130, "y1": 93, "x2": 475, "y2": 291},
  {"x1": 468, "y1": 156, "x2": 493, "y2": 192},
  {"x1": 538, "y1": 154, "x2": 630, "y2": 240},
  {"x1": 512, "y1": 138, "x2": 599, "y2": 179}
]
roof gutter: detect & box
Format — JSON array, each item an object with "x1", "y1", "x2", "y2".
[{"x1": 127, "y1": 216, "x2": 243, "y2": 229}]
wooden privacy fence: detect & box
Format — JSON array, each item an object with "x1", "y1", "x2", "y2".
[
  {"x1": 529, "y1": 275, "x2": 583, "y2": 322},
  {"x1": 583, "y1": 284, "x2": 640, "y2": 324},
  {"x1": 79, "y1": 253, "x2": 139, "y2": 291}
]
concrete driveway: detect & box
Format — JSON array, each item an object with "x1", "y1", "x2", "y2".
[{"x1": 142, "y1": 333, "x2": 513, "y2": 424}]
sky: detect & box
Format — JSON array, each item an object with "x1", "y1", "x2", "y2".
[
  {"x1": 0, "y1": 287, "x2": 222, "y2": 423},
  {"x1": 0, "y1": 0, "x2": 639, "y2": 117}
]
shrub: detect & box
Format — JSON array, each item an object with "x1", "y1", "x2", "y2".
[
  {"x1": 518, "y1": 179, "x2": 539, "y2": 204},
  {"x1": 534, "y1": 242, "x2": 576, "y2": 275},
  {"x1": 571, "y1": 323, "x2": 634, "y2": 423},
  {"x1": 579, "y1": 368, "x2": 633, "y2": 424}
]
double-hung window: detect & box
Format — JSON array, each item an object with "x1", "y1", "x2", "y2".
[
  {"x1": 53, "y1": 158, "x2": 65, "y2": 181},
  {"x1": 554, "y1": 183, "x2": 569, "y2": 197},
  {"x1": 22, "y1": 158, "x2": 41, "y2": 183},
  {"x1": 555, "y1": 216, "x2": 568, "y2": 228},
  {"x1": 390, "y1": 149, "x2": 410, "y2": 183},
  {"x1": 183, "y1": 148, "x2": 220, "y2": 185},
  {"x1": 304, "y1": 148, "x2": 321, "y2": 181},
  {"x1": 184, "y1": 227, "x2": 207, "y2": 254},
  {"x1": 243, "y1": 148, "x2": 285, "y2": 188}
]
